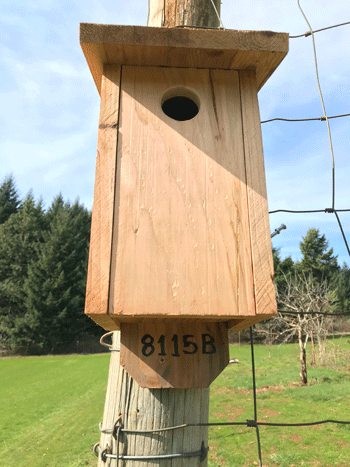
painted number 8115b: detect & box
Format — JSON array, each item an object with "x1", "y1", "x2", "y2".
[{"x1": 141, "y1": 334, "x2": 216, "y2": 357}]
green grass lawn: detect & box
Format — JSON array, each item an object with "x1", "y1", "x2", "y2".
[
  {"x1": 0, "y1": 353, "x2": 110, "y2": 467},
  {"x1": 209, "y1": 338, "x2": 350, "y2": 467},
  {"x1": 1, "y1": 338, "x2": 350, "y2": 467}
]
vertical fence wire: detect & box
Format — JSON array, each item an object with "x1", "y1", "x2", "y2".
[{"x1": 250, "y1": 326, "x2": 263, "y2": 467}]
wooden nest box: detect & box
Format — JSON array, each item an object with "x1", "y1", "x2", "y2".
[{"x1": 80, "y1": 24, "x2": 288, "y2": 387}]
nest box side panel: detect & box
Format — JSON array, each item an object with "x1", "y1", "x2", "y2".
[
  {"x1": 239, "y1": 68, "x2": 277, "y2": 319},
  {"x1": 85, "y1": 65, "x2": 121, "y2": 330},
  {"x1": 108, "y1": 66, "x2": 256, "y2": 321}
]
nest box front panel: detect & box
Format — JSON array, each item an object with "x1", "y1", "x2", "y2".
[{"x1": 107, "y1": 66, "x2": 256, "y2": 322}]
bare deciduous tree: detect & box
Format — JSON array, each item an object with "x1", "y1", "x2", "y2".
[{"x1": 273, "y1": 274, "x2": 334, "y2": 385}]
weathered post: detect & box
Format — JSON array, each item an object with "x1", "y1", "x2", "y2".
[
  {"x1": 148, "y1": 0, "x2": 221, "y2": 28},
  {"x1": 80, "y1": 0, "x2": 288, "y2": 465}
]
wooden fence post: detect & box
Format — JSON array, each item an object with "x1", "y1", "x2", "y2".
[
  {"x1": 98, "y1": 330, "x2": 209, "y2": 466},
  {"x1": 148, "y1": 0, "x2": 221, "y2": 28}
]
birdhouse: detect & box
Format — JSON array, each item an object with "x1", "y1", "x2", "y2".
[{"x1": 80, "y1": 24, "x2": 288, "y2": 388}]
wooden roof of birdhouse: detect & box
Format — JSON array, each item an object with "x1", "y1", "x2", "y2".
[{"x1": 80, "y1": 23, "x2": 288, "y2": 95}]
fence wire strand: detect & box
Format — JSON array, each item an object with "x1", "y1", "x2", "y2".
[
  {"x1": 108, "y1": 416, "x2": 350, "y2": 434},
  {"x1": 297, "y1": 0, "x2": 336, "y2": 209},
  {"x1": 269, "y1": 208, "x2": 350, "y2": 214},
  {"x1": 280, "y1": 310, "x2": 349, "y2": 317},
  {"x1": 250, "y1": 327, "x2": 263, "y2": 467},
  {"x1": 290, "y1": 20, "x2": 350, "y2": 38},
  {"x1": 334, "y1": 210, "x2": 350, "y2": 256},
  {"x1": 261, "y1": 112, "x2": 350, "y2": 124}
]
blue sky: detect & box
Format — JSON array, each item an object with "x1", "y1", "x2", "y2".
[{"x1": 0, "y1": 0, "x2": 349, "y2": 265}]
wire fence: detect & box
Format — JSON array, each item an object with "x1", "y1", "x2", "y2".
[{"x1": 265, "y1": 10, "x2": 350, "y2": 260}]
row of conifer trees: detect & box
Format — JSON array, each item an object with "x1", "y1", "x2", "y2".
[{"x1": 0, "y1": 175, "x2": 101, "y2": 354}]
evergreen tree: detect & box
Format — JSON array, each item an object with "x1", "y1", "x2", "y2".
[
  {"x1": 333, "y1": 263, "x2": 350, "y2": 314},
  {"x1": 0, "y1": 174, "x2": 21, "y2": 224},
  {"x1": 45, "y1": 192, "x2": 65, "y2": 224},
  {"x1": 0, "y1": 192, "x2": 46, "y2": 351},
  {"x1": 273, "y1": 247, "x2": 295, "y2": 298},
  {"x1": 296, "y1": 228, "x2": 339, "y2": 284},
  {"x1": 22, "y1": 197, "x2": 94, "y2": 352}
]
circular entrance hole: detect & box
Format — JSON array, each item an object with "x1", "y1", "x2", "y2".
[{"x1": 161, "y1": 88, "x2": 200, "y2": 121}]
